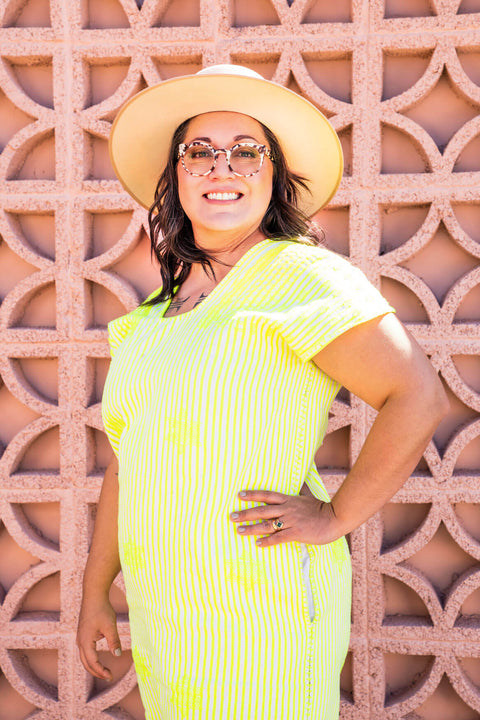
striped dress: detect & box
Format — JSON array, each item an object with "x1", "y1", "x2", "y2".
[{"x1": 101, "y1": 238, "x2": 395, "y2": 720}]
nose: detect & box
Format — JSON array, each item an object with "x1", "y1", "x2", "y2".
[{"x1": 210, "y1": 150, "x2": 234, "y2": 179}]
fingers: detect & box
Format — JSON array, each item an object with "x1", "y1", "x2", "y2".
[
  {"x1": 230, "y1": 490, "x2": 289, "y2": 537},
  {"x1": 230, "y1": 491, "x2": 332, "y2": 547},
  {"x1": 230, "y1": 491, "x2": 286, "y2": 525},
  {"x1": 79, "y1": 640, "x2": 114, "y2": 681},
  {"x1": 230, "y1": 506, "x2": 279, "y2": 524},
  {"x1": 256, "y1": 528, "x2": 295, "y2": 548},
  {"x1": 233, "y1": 518, "x2": 283, "y2": 537},
  {"x1": 230, "y1": 492, "x2": 338, "y2": 547},
  {"x1": 238, "y1": 489, "x2": 287, "y2": 505},
  {"x1": 105, "y1": 624, "x2": 122, "y2": 659},
  {"x1": 76, "y1": 604, "x2": 121, "y2": 681}
]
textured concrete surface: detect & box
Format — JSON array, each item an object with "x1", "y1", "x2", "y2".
[{"x1": 0, "y1": 0, "x2": 479, "y2": 718}]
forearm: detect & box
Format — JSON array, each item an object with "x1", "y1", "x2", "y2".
[
  {"x1": 331, "y1": 384, "x2": 448, "y2": 537},
  {"x1": 82, "y1": 454, "x2": 121, "y2": 602}
]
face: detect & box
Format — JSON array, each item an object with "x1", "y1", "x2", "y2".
[{"x1": 176, "y1": 111, "x2": 274, "y2": 246}]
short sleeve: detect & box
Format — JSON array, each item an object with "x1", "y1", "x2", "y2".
[
  {"x1": 107, "y1": 288, "x2": 162, "y2": 359},
  {"x1": 103, "y1": 289, "x2": 163, "y2": 457},
  {"x1": 272, "y1": 249, "x2": 396, "y2": 363},
  {"x1": 107, "y1": 312, "x2": 140, "y2": 358}
]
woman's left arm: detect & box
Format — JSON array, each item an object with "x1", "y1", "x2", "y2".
[{"x1": 311, "y1": 312, "x2": 449, "y2": 538}]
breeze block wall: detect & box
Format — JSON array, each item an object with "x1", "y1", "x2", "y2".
[{"x1": 0, "y1": 0, "x2": 479, "y2": 718}]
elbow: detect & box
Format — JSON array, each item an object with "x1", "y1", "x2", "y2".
[
  {"x1": 425, "y1": 372, "x2": 450, "y2": 425},
  {"x1": 394, "y1": 367, "x2": 450, "y2": 428}
]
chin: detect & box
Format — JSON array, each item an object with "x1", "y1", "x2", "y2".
[{"x1": 201, "y1": 217, "x2": 253, "y2": 233}]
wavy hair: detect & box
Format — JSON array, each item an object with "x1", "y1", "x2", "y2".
[{"x1": 144, "y1": 117, "x2": 324, "y2": 304}]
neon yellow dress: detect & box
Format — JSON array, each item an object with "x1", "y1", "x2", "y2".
[{"x1": 102, "y1": 238, "x2": 395, "y2": 720}]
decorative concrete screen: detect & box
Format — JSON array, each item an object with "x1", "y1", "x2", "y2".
[{"x1": 0, "y1": 0, "x2": 480, "y2": 718}]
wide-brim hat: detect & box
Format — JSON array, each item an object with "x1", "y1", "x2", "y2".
[{"x1": 109, "y1": 65, "x2": 343, "y2": 218}]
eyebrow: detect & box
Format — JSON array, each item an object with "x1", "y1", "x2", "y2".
[{"x1": 190, "y1": 134, "x2": 261, "y2": 143}]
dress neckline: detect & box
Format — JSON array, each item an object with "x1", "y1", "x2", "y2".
[{"x1": 158, "y1": 238, "x2": 276, "y2": 321}]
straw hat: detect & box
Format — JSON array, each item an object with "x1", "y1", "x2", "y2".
[{"x1": 109, "y1": 64, "x2": 343, "y2": 218}]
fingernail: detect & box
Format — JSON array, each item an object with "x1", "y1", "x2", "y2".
[
  {"x1": 256, "y1": 539, "x2": 262, "y2": 546},
  {"x1": 114, "y1": 648, "x2": 122, "y2": 657},
  {"x1": 238, "y1": 527, "x2": 245, "y2": 533},
  {"x1": 239, "y1": 491, "x2": 246, "y2": 497},
  {"x1": 230, "y1": 512, "x2": 239, "y2": 519}
]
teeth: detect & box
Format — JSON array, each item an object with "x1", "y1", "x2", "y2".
[{"x1": 206, "y1": 192, "x2": 241, "y2": 200}]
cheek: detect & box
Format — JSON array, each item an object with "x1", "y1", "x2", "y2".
[
  {"x1": 176, "y1": 166, "x2": 187, "y2": 201},
  {"x1": 255, "y1": 174, "x2": 273, "y2": 211},
  {"x1": 176, "y1": 170, "x2": 197, "y2": 215}
]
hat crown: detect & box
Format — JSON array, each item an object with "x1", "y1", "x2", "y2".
[{"x1": 196, "y1": 64, "x2": 263, "y2": 80}]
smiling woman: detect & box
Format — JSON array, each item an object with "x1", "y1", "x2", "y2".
[
  {"x1": 76, "y1": 65, "x2": 448, "y2": 720},
  {"x1": 176, "y1": 113, "x2": 274, "y2": 250},
  {"x1": 145, "y1": 106, "x2": 318, "y2": 307}
]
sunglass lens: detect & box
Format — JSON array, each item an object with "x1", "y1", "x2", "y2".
[{"x1": 184, "y1": 146, "x2": 215, "y2": 174}]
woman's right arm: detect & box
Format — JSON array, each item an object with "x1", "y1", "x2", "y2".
[{"x1": 76, "y1": 453, "x2": 122, "y2": 681}]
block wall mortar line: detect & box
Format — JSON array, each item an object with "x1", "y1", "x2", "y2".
[
  {"x1": 357, "y1": 4, "x2": 379, "y2": 713},
  {"x1": 57, "y1": 2, "x2": 78, "y2": 718}
]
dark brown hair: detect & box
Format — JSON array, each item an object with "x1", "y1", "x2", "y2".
[{"x1": 144, "y1": 116, "x2": 324, "y2": 304}]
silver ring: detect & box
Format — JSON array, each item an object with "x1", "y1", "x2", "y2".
[{"x1": 272, "y1": 518, "x2": 284, "y2": 531}]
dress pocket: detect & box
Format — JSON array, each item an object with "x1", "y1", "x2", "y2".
[{"x1": 299, "y1": 543, "x2": 316, "y2": 623}]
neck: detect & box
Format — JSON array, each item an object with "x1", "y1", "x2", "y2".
[{"x1": 188, "y1": 227, "x2": 266, "y2": 282}]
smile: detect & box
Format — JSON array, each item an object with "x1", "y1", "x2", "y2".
[{"x1": 204, "y1": 192, "x2": 243, "y2": 201}]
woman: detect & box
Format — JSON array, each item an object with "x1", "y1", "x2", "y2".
[{"x1": 77, "y1": 65, "x2": 448, "y2": 719}]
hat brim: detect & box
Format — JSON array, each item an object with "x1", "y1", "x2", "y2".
[{"x1": 109, "y1": 73, "x2": 343, "y2": 217}]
